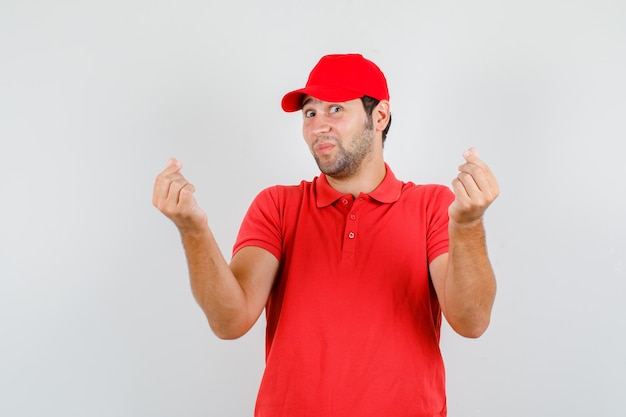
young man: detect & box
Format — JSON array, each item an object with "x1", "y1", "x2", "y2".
[{"x1": 153, "y1": 54, "x2": 499, "y2": 417}]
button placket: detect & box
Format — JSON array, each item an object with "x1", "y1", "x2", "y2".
[
  {"x1": 347, "y1": 212, "x2": 357, "y2": 239},
  {"x1": 344, "y1": 198, "x2": 364, "y2": 251}
]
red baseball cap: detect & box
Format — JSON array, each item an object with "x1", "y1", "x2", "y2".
[{"x1": 281, "y1": 54, "x2": 389, "y2": 112}]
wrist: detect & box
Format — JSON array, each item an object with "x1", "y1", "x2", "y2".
[
  {"x1": 178, "y1": 220, "x2": 211, "y2": 240},
  {"x1": 448, "y1": 218, "x2": 486, "y2": 240},
  {"x1": 449, "y1": 216, "x2": 484, "y2": 229}
]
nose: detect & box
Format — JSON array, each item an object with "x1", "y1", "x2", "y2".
[{"x1": 309, "y1": 114, "x2": 331, "y2": 136}]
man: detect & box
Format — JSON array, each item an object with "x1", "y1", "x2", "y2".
[{"x1": 153, "y1": 53, "x2": 499, "y2": 417}]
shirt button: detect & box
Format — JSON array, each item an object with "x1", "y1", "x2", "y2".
[
  {"x1": 341, "y1": 199, "x2": 349, "y2": 205},
  {"x1": 348, "y1": 232, "x2": 355, "y2": 239},
  {"x1": 349, "y1": 214, "x2": 356, "y2": 220}
]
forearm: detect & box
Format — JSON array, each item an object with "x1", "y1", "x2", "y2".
[
  {"x1": 153, "y1": 159, "x2": 261, "y2": 338},
  {"x1": 443, "y1": 219, "x2": 496, "y2": 338},
  {"x1": 179, "y1": 225, "x2": 251, "y2": 339}
]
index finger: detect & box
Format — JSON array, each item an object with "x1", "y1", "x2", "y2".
[
  {"x1": 460, "y1": 147, "x2": 494, "y2": 172},
  {"x1": 462, "y1": 147, "x2": 484, "y2": 165},
  {"x1": 459, "y1": 148, "x2": 498, "y2": 188},
  {"x1": 158, "y1": 158, "x2": 183, "y2": 177},
  {"x1": 153, "y1": 158, "x2": 184, "y2": 199},
  {"x1": 152, "y1": 158, "x2": 184, "y2": 208}
]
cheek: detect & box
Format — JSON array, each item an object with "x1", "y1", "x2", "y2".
[
  {"x1": 302, "y1": 126, "x2": 310, "y2": 145},
  {"x1": 302, "y1": 124, "x2": 316, "y2": 147}
]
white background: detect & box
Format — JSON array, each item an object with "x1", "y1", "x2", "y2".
[{"x1": 1, "y1": 1, "x2": 625, "y2": 416}]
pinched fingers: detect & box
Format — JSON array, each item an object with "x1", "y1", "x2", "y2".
[
  {"x1": 152, "y1": 158, "x2": 185, "y2": 208},
  {"x1": 449, "y1": 148, "x2": 500, "y2": 224},
  {"x1": 157, "y1": 177, "x2": 194, "y2": 211},
  {"x1": 458, "y1": 149, "x2": 499, "y2": 199},
  {"x1": 456, "y1": 165, "x2": 498, "y2": 202},
  {"x1": 152, "y1": 159, "x2": 205, "y2": 227}
]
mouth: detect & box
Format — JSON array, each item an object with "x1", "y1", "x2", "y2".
[
  {"x1": 313, "y1": 137, "x2": 338, "y2": 156},
  {"x1": 315, "y1": 142, "x2": 336, "y2": 155}
]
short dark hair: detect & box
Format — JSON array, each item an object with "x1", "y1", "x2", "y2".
[{"x1": 361, "y1": 96, "x2": 392, "y2": 144}]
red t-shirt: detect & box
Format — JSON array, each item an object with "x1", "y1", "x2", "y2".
[{"x1": 233, "y1": 165, "x2": 455, "y2": 417}]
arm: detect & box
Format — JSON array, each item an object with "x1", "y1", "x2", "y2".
[
  {"x1": 430, "y1": 148, "x2": 499, "y2": 338},
  {"x1": 152, "y1": 158, "x2": 278, "y2": 339}
]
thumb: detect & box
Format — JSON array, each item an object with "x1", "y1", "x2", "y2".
[
  {"x1": 168, "y1": 157, "x2": 182, "y2": 168},
  {"x1": 164, "y1": 157, "x2": 184, "y2": 175},
  {"x1": 463, "y1": 147, "x2": 480, "y2": 162}
]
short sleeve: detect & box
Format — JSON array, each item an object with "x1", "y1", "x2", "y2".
[
  {"x1": 426, "y1": 185, "x2": 455, "y2": 264},
  {"x1": 232, "y1": 187, "x2": 284, "y2": 261}
]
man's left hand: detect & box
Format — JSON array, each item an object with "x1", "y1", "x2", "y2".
[{"x1": 449, "y1": 147, "x2": 499, "y2": 225}]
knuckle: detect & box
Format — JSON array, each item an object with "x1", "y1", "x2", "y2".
[
  {"x1": 168, "y1": 178, "x2": 185, "y2": 191},
  {"x1": 457, "y1": 172, "x2": 471, "y2": 182}
]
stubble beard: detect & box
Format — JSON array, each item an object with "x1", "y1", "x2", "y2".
[{"x1": 313, "y1": 119, "x2": 375, "y2": 180}]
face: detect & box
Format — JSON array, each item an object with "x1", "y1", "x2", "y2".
[{"x1": 301, "y1": 97, "x2": 375, "y2": 179}]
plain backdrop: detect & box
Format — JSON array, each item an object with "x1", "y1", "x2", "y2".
[{"x1": 1, "y1": 1, "x2": 625, "y2": 416}]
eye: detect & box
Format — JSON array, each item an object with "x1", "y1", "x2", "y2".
[
  {"x1": 329, "y1": 105, "x2": 342, "y2": 114},
  {"x1": 304, "y1": 109, "x2": 315, "y2": 118}
]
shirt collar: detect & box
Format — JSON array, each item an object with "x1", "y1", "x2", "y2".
[{"x1": 315, "y1": 163, "x2": 403, "y2": 208}]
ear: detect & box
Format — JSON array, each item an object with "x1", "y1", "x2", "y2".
[{"x1": 373, "y1": 100, "x2": 391, "y2": 133}]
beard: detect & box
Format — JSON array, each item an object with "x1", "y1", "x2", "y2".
[{"x1": 313, "y1": 119, "x2": 375, "y2": 179}]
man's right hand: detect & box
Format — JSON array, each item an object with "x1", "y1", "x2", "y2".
[{"x1": 152, "y1": 158, "x2": 207, "y2": 232}]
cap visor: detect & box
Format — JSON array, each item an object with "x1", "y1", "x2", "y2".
[{"x1": 281, "y1": 86, "x2": 364, "y2": 112}]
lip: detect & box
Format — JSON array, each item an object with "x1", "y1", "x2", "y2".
[{"x1": 315, "y1": 141, "x2": 336, "y2": 155}]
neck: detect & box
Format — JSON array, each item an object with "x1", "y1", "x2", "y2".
[{"x1": 326, "y1": 156, "x2": 387, "y2": 197}]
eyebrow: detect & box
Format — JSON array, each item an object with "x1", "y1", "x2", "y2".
[{"x1": 301, "y1": 97, "x2": 322, "y2": 108}]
